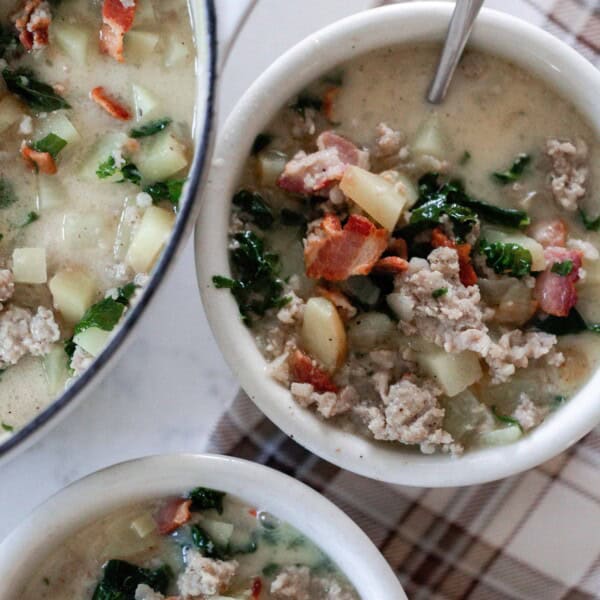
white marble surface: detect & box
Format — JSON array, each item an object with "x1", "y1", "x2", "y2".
[{"x1": 0, "y1": 0, "x2": 375, "y2": 542}]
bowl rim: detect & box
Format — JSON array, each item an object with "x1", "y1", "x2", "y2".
[
  {"x1": 0, "y1": 454, "x2": 405, "y2": 599},
  {"x1": 195, "y1": 1, "x2": 600, "y2": 487}
]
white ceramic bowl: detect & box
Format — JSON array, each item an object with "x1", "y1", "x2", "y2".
[
  {"x1": 195, "y1": 3, "x2": 600, "y2": 486},
  {"x1": 0, "y1": 454, "x2": 404, "y2": 599}
]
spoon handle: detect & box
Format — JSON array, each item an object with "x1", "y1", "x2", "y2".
[{"x1": 427, "y1": 0, "x2": 485, "y2": 104}]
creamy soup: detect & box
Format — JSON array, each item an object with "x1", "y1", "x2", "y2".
[
  {"x1": 22, "y1": 486, "x2": 358, "y2": 599},
  {"x1": 0, "y1": 0, "x2": 195, "y2": 437},
  {"x1": 215, "y1": 45, "x2": 600, "y2": 454}
]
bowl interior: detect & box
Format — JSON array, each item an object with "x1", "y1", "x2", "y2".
[
  {"x1": 196, "y1": 2, "x2": 600, "y2": 486},
  {"x1": 0, "y1": 455, "x2": 404, "y2": 599}
]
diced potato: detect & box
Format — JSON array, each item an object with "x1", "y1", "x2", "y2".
[
  {"x1": 0, "y1": 95, "x2": 24, "y2": 134},
  {"x1": 49, "y1": 269, "x2": 97, "y2": 323},
  {"x1": 73, "y1": 327, "x2": 111, "y2": 357},
  {"x1": 132, "y1": 84, "x2": 160, "y2": 121},
  {"x1": 137, "y1": 132, "x2": 188, "y2": 182},
  {"x1": 478, "y1": 278, "x2": 536, "y2": 326},
  {"x1": 477, "y1": 425, "x2": 522, "y2": 447},
  {"x1": 301, "y1": 297, "x2": 347, "y2": 372},
  {"x1": 37, "y1": 175, "x2": 68, "y2": 211},
  {"x1": 42, "y1": 344, "x2": 69, "y2": 397},
  {"x1": 257, "y1": 150, "x2": 288, "y2": 186},
  {"x1": 201, "y1": 520, "x2": 234, "y2": 547},
  {"x1": 347, "y1": 312, "x2": 395, "y2": 353},
  {"x1": 126, "y1": 206, "x2": 175, "y2": 273},
  {"x1": 130, "y1": 513, "x2": 157, "y2": 538},
  {"x1": 412, "y1": 113, "x2": 447, "y2": 158},
  {"x1": 164, "y1": 35, "x2": 191, "y2": 68},
  {"x1": 12, "y1": 248, "x2": 47, "y2": 284},
  {"x1": 412, "y1": 339, "x2": 482, "y2": 397},
  {"x1": 78, "y1": 133, "x2": 128, "y2": 182},
  {"x1": 481, "y1": 227, "x2": 545, "y2": 272},
  {"x1": 379, "y1": 170, "x2": 419, "y2": 208},
  {"x1": 442, "y1": 390, "x2": 494, "y2": 443},
  {"x1": 125, "y1": 30, "x2": 160, "y2": 61},
  {"x1": 62, "y1": 213, "x2": 108, "y2": 249},
  {"x1": 52, "y1": 23, "x2": 89, "y2": 66},
  {"x1": 35, "y1": 113, "x2": 80, "y2": 146},
  {"x1": 340, "y1": 165, "x2": 410, "y2": 231}
]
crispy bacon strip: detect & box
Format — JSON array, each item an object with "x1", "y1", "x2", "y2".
[
  {"x1": 13, "y1": 0, "x2": 51, "y2": 51},
  {"x1": 290, "y1": 350, "x2": 338, "y2": 393},
  {"x1": 373, "y1": 256, "x2": 409, "y2": 274},
  {"x1": 388, "y1": 237, "x2": 408, "y2": 259},
  {"x1": 90, "y1": 86, "x2": 131, "y2": 120},
  {"x1": 535, "y1": 246, "x2": 583, "y2": 317},
  {"x1": 305, "y1": 214, "x2": 388, "y2": 281},
  {"x1": 20, "y1": 144, "x2": 57, "y2": 175},
  {"x1": 156, "y1": 498, "x2": 192, "y2": 535},
  {"x1": 528, "y1": 219, "x2": 567, "y2": 248},
  {"x1": 99, "y1": 0, "x2": 137, "y2": 62},
  {"x1": 431, "y1": 227, "x2": 478, "y2": 286}
]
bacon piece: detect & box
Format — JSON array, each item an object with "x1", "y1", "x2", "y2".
[
  {"x1": 373, "y1": 256, "x2": 409, "y2": 274},
  {"x1": 290, "y1": 349, "x2": 338, "y2": 393},
  {"x1": 99, "y1": 0, "x2": 137, "y2": 62},
  {"x1": 277, "y1": 131, "x2": 369, "y2": 195},
  {"x1": 305, "y1": 214, "x2": 388, "y2": 281},
  {"x1": 528, "y1": 219, "x2": 567, "y2": 248},
  {"x1": 251, "y1": 577, "x2": 263, "y2": 600},
  {"x1": 431, "y1": 227, "x2": 478, "y2": 286},
  {"x1": 535, "y1": 246, "x2": 583, "y2": 317},
  {"x1": 316, "y1": 286, "x2": 356, "y2": 321},
  {"x1": 156, "y1": 498, "x2": 192, "y2": 535},
  {"x1": 90, "y1": 86, "x2": 131, "y2": 120},
  {"x1": 20, "y1": 144, "x2": 56, "y2": 175},
  {"x1": 13, "y1": 0, "x2": 51, "y2": 51}
]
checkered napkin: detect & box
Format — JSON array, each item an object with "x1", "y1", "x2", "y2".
[{"x1": 208, "y1": 2, "x2": 600, "y2": 598}]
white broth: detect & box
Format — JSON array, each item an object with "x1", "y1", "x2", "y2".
[{"x1": 0, "y1": 0, "x2": 196, "y2": 436}]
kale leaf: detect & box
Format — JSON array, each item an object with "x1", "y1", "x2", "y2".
[
  {"x1": 97, "y1": 156, "x2": 119, "y2": 179},
  {"x1": 0, "y1": 25, "x2": 20, "y2": 61},
  {"x1": 432, "y1": 287, "x2": 448, "y2": 298},
  {"x1": 251, "y1": 133, "x2": 273, "y2": 155},
  {"x1": 2, "y1": 68, "x2": 70, "y2": 112},
  {"x1": 96, "y1": 156, "x2": 141, "y2": 185},
  {"x1": 492, "y1": 153, "x2": 531, "y2": 185},
  {"x1": 580, "y1": 209, "x2": 600, "y2": 231},
  {"x1": 191, "y1": 525, "x2": 224, "y2": 559},
  {"x1": 0, "y1": 178, "x2": 18, "y2": 209},
  {"x1": 478, "y1": 239, "x2": 532, "y2": 278},
  {"x1": 213, "y1": 231, "x2": 289, "y2": 324},
  {"x1": 492, "y1": 406, "x2": 523, "y2": 432},
  {"x1": 120, "y1": 163, "x2": 141, "y2": 185},
  {"x1": 32, "y1": 133, "x2": 67, "y2": 158},
  {"x1": 550, "y1": 260, "x2": 574, "y2": 276},
  {"x1": 188, "y1": 486, "x2": 225, "y2": 513},
  {"x1": 130, "y1": 118, "x2": 172, "y2": 139},
  {"x1": 144, "y1": 179, "x2": 185, "y2": 209},
  {"x1": 232, "y1": 189, "x2": 274, "y2": 229},
  {"x1": 73, "y1": 284, "x2": 137, "y2": 335},
  {"x1": 92, "y1": 560, "x2": 171, "y2": 600},
  {"x1": 531, "y1": 308, "x2": 600, "y2": 336}
]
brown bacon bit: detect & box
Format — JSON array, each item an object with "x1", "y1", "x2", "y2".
[
  {"x1": 251, "y1": 577, "x2": 263, "y2": 599},
  {"x1": 305, "y1": 214, "x2": 388, "y2": 281},
  {"x1": 535, "y1": 246, "x2": 582, "y2": 317},
  {"x1": 323, "y1": 87, "x2": 340, "y2": 122},
  {"x1": 13, "y1": 0, "x2": 51, "y2": 51},
  {"x1": 248, "y1": 508, "x2": 257, "y2": 517},
  {"x1": 431, "y1": 227, "x2": 478, "y2": 286},
  {"x1": 99, "y1": 0, "x2": 137, "y2": 63},
  {"x1": 290, "y1": 349, "x2": 338, "y2": 393},
  {"x1": 90, "y1": 86, "x2": 131, "y2": 121},
  {"x1": 316, "y1": 286, "x2": 356, "y2": 321},
  {"x1": 20, "y1": 144, "x2": 57, "y2": 175},
  {"x1": 388, "y1": 237, "x2": 408, "y2": 259},
  {"x1": 156, "y1": 498, "x2": 192, "y2": 535},
  {"x1": 373, "y1": 256, "x2": 409, "y2": 275},
  {"x1": 528, "y1": 219, "x2": 567, "y2": 248}
]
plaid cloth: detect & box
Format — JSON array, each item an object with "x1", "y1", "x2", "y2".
[{"x1": 209, "y1": 2, "x2": 600, "y2": 598}]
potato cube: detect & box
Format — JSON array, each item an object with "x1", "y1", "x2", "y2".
[
  {"x1": 0, "y1": 96, "x2": 24, "y2": 134},
  {"x1": 49, "y1": 270, "x2": 97, "y2": 323},
  {"x1": 37, "y1": 175, "x2": 68, "y2": 211},
  {"x1": 136, "y1": 132, "x2": 188, "y2": 182},
  {"x1": 301, "y1": 297, "x2": 347, "y2": 371},
  {"x1": 35, "y1": 113, "x2": 81, "y2": 146},
  {"x1": 132, "y1": 84, "x2": 160, "y2": 121},
  {"x1": 340, "y1": 165, "x2": 410, "y2": 231},
  {"x1": 73, "y1": 327, "x2": 111, "y2": 357},
  {"x1": 126, "y1": 31, "x2": 159, "y2": 61},
  {"x1": 52, "y1": 23, "x2": 89, "y2": 65},
  {"x1": 412, "y1": 113, "x2": 447, "y2": 158},
  {"x1": 12, "y1": 248, "x2": 47, "y2": 284},
  {"x1": 126, "y1": 206, "x2": 175, "y2": 273}
]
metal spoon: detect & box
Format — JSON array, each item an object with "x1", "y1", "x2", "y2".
[{"x1": 427, "y1": 0, "x2": 485, "y2": 104}]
